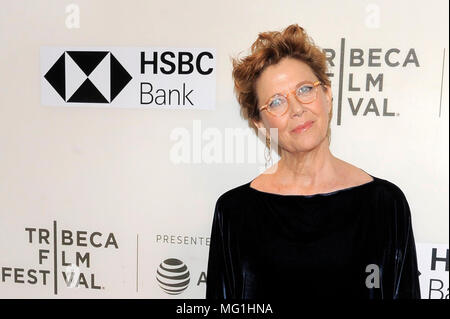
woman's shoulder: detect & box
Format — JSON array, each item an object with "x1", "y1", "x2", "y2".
[
  {"x1": 339, "y1": 161, "x2": 409, "y2": 202},
  {"x1": 216, "y1": 181, "x2": 252, "y2": 206},
  {"x1": 370, "y1": 175, "x2": 409, "y2": 200},
  {"x1": 369, "y1": 176, "x2": 414, "y2": 226},
  {"x1": 212, "y1": 181, "x2": 254, "y2": 219},
  {"x1": 213, "y1": 174, "x2": 410, "y2": 208}
]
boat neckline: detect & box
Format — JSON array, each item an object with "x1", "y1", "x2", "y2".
[{"x1": 247, "y1": 174, "x2": 377, "y2": 198}]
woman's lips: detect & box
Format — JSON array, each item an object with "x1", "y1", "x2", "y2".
[{"x1": 291, "y1": 121, "x2": 314, "y2": 133}]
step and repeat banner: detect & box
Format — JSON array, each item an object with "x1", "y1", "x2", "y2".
[{"x1": 0, "y1": 0, "x2": 448, "y2": 299}]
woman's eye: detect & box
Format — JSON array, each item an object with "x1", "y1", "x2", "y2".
[
  {"x1": 269, "y1": 97, "x2": 284, "y2": 107},
  {"x1": 298, "y1": 85, "x2": 313, "y2": 95}
]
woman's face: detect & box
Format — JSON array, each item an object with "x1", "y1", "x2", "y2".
[{"x1": 254, "y1": 57, "x2": 332, "y2": 154}]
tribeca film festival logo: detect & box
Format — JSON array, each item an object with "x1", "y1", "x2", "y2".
[
  {"x1": 323, "y1": 41, "x2": 420, "y2": 125},
  {"x1": 0, "y1": 221, "x2": 119, "y2": 294},
  {"x1": 41, "y1": 47, "x2": 216, "y2": 109}
]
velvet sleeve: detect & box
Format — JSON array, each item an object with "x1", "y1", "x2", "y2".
[
  {"x1": 205, "y1": 197, "x2": 236, "y2": 299},
  {"x1": 390, "y1": 188, "x2": 421, "y2": 299}
]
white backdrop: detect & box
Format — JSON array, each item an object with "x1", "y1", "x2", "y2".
[{"x1": 0, "y1": 0, "x2": 448, "y2": 299}]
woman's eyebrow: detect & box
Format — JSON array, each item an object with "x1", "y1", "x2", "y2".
[
  {"x1": 269, "y1": 91, "x2": 284, "y2": 98},
  {"x1": 267, "y1": 80, "x2": 313, "y2": 98}
]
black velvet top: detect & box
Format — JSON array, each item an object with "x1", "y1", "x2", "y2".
[{"x1": 206, "y1": 174, "x2": 421, "y2": 299}]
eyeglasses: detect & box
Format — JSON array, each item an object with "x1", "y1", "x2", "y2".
[{"x1": 259, "y1": 80, "x2": 322, "y2": 117}]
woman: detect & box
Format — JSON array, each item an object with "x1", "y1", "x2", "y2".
[{"x1": 206, "y1": 24, "x2": 421, "y2": 299}]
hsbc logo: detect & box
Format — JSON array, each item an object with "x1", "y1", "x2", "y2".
[
  {"x1": 44, "y1": 51, "x2": 132, "y2": 103},
  {"x1": 41, "y1": 47, "x2": 216, "y2": 109}
]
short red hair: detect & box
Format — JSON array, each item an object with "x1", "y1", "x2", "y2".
[{"x1": 232, "y1": 24, "x2": 332, "y2": 142}]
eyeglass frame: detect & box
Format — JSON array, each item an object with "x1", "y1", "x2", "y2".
[{"x1": 258, "y1": 80, "x2": 323, "y2": 117}]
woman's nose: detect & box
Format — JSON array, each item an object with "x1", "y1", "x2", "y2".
[{"x1": 287, "y1": 95, "x2": 305, "y2": 117}]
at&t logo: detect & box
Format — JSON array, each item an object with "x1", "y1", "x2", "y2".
[{"x1": 156, "y1": 258, "x2": 190, "y2": 295}]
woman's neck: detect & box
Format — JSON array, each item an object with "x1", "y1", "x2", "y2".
[{"x1": 274, "y1": 138, "x2": 339, "y2": 189}]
